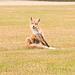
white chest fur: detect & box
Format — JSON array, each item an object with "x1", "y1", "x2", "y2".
[
  {"x1": 30, "y1": 25, "x2": 39, "y2": 35},
  {"x1": 30, "y1": 25, "x2": 43, "y2": 39}
]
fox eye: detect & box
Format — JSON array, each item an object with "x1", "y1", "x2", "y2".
[{"x1": 31, "y1": 23, "x2": 33, "y2": 24}]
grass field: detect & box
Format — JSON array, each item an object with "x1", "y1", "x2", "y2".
[{"x1": 0, "y1": 5, "x2": 75, "y2": 75}]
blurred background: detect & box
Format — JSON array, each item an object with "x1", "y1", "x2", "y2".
[{"x1": 0, "y1": 0, "x2": 75, "y2": 2}]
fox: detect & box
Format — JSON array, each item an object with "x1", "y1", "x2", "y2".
[{"x1": 25, "y1": 17, "x2": 56, "y2": 50}]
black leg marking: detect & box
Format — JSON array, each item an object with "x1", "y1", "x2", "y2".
[
  {"x1": 43, "y1": 40, "x2": 50, "y2": 47},
  {"x1": 41, "y1": 42, "x2": 46, "y2": 46}
]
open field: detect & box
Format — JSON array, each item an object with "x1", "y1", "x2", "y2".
[{"x1": 0, "y1": 5, "x2": 75, "y2": 75}]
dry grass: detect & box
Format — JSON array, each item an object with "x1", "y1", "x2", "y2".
[{"x1": 0, "y1": 5, "x2": 75, "y2": 75}]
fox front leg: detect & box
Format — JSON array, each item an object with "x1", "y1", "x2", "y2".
[
  {"x1": 36, "y1": 33, "x2": 50, "y2": 47},
  {"x1": 43, "y1": 39, "x2": 50, "y2": 47},
  {"x1": 41, "y1": 41, "x2": 46, "y2": 46}
]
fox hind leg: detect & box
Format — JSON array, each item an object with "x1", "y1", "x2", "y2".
[
  {"x1": 25, "y1": 37, "x2": 32, "y2": 48},
  {"x1": 25, "y1": 37, "x2": 49, "y2": 49}
]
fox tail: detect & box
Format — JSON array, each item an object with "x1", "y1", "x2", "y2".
[{"x1": 26, "y1": 44, "x2": 56, "y2": 50}]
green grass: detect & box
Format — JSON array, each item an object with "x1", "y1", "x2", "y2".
[{"x1": 0, "y1": 5, "x2": 75, "y2": 75}]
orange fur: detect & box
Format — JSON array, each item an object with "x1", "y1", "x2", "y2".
[{"x1": 25, "y1": 17, "x2": 50, "y2": 49}]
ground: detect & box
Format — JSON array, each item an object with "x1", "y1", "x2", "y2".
[{"x1": 0, "y1": 5, "x2": 75, "y2": 75}]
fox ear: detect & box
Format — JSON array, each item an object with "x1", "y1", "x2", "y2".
[
  {"x1": 30, "y1": 17, "x2": 33, "y2": 22},
  {"x1": 37, "y1": 19, "x2": 40, "y2": 23}
]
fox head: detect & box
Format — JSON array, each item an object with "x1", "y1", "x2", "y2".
[{"x1": 30, "y1": 17, "x2": 40, "y2": 30}]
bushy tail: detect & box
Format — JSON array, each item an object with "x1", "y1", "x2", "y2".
[
  {"x1": 27, "y1": 44, "x2": 50, "y2": 49},
  {"x1": 26, "y1": 44, "x2": 56, "y2": 50}
]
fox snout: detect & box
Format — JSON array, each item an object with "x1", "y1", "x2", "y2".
[
  {"x1": 31, "y1": 25, "x2": 35, "y2": 29},
  {"x1": 30, "y1": 25, "x2": 37, "y2": 29}
]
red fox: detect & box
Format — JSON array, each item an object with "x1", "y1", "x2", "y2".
[{"x1": 25, "y1": 17, "x2": 55, "y2": 49}]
